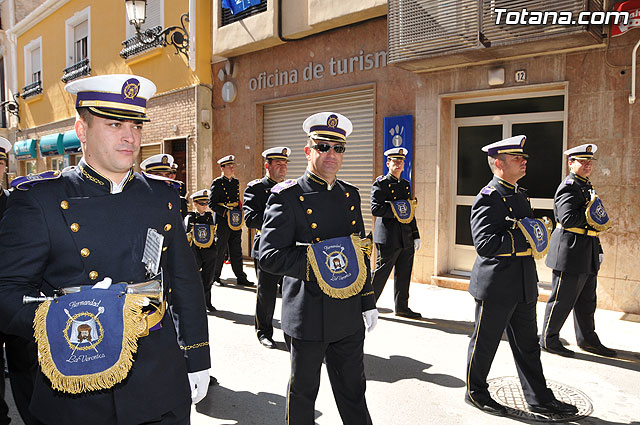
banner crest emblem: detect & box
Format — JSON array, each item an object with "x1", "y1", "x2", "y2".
[
  {"x1": 516, "y1": 216, "x2": 553, "y2": 259},
  {"x1": 192, "y1": 224, "x2": 216, "y2": 248},
  {"x1": 227, "y1": 208, "x2": 244, "y2": 231},
  {"x1": 586, "y1": 193, "x2": 612, "y2": 232},
  {"x1": 306, "y1": 235, "x2": 367, "y2": 299},
  {"x1": 33, "y1": 284, "x2": 147, "y2": 394},
  {"x1": 390, "y1": 199, "x2": 417, "y2": 224}
]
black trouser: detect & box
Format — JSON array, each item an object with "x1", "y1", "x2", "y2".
[
  {"x1": 192, "y1": 245, "x2": 217, "y2": 307},
  {"x1": 0, "y1": 333, "x2": 42, "y2": 425},
  {"x1": 466, "y1": 298, "x2": 553, "y2": 406},
  {"x1": 255, "y1": 261, "x2": 282, "y2": 340},
  {"x1": 371, "y1": 244, "x2": 414, "y2": 312},
  {"x1": 212, "y1": 223, "x2": 247, "y2": 282},
  {"x1": 284, "y1": 331, "x2": 372, "y2": 425},
  {"x1": 540, "y1": 270, "x2": 599, "y2": 348}
]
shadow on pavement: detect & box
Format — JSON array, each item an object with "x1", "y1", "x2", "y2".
[
  {"x1": 195, "y1": 385, "x2": 328, "y2": 425},
  {"x1": 195, "y1": 385, "x2": 286, "y2": 424},
  {"x1": 379, "y1": 314, "x2": 475, "y2": 336},
  {"x1": 572, "y1": 350, "x2": 640, "y2": 372},
  {"x1": 212, "y1": 309, "x2": 282, "y2": 332},
  {"x1": 364, "y1": 353, "x2": 465, "y2": 388}
]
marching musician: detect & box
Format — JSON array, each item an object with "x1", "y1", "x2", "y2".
[{"x1": 540, "y1": 144, "x2": 616, "y2": 358}]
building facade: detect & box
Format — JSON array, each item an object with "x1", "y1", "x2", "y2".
[
  {"x1": 210, "y1": 0, "x2": 640, "y2": 314},
  {"x1": 2, "y1": 0, "x2": 214, "y2": 193}
]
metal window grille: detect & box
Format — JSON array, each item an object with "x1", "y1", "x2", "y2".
[
  {"x1": 119, "y1": 27, "x2": 164, "y2": 59},
  {"x1": 221, "y1": 0, "x2": 267, "y2": 27},
  {"x1": 21, "y1": 80, "x2": 43, "y2": 99},
  {"x1": 61, "y1": 58, "x2": 91, "y2": 83},
  {"x1": 388, "y1": 0, "x2": 604, "y2": 65}
]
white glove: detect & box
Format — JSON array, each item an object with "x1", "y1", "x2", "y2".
[
  {"x1": 92, "y1": 277, "x2": 112, "y2": 290},
  {"x1": 414, "y1": 239, "x2": 421, "y2": 251},
  {"x1": 188, "y1": 370, "x2": 210, "y2": 404},
  {"x1": 599, "y1": 253, "x2": 604, "y2": 265},
  {"x1": 363, "y1": 308, "x2": 379, "y2": 333}
]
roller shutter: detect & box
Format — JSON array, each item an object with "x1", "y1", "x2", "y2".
[
  {"x1": 140, "y1": 143, "x2": 162, "y2": 163},
  {"x1": 263, "y1": 88, "x2": 375, "y2": 231}
]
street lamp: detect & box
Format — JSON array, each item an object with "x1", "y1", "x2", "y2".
[
  {"x1": 0, "y1": 94, "x2": 20, "y2": 123},
  {"x1": 124, "y1": 0, "x2": 190, "y2": 60}
]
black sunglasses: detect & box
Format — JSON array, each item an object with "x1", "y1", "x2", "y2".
[
  {"x1": 195, "y1": 201, "x2": 208, "y2": 206},
  {"x1": 311, "y1": 143, "x2": 346, "y2": 154}
]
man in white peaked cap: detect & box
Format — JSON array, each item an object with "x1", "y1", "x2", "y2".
[
  {"x1": 541, "y1": 144, "x2": 616, "y2": 358},
  {"x1": 260, "y1": 112, "x2": 377, "y2": 424},
  {"x1": 0, "y1": 74, "x2": 211, "y2": 424}
]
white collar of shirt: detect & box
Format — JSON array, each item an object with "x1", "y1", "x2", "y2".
[{"x1": 110, "y1": 170, "x2": 132, "y2": 194}]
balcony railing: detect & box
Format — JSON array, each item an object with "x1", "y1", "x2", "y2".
[
  {"x1": 61, "y1": 58, "x2": 91, "y2": 83},
  {"x1": 119, "y1": 26, "x2": 164, "y2": 59},
  {"x1": 221, "y1": 0, "x2": 267, "y2": 27},
  {"x1": 388, "y1": 0, "x2": 605, "y2": 70},
  {"x1": 21, "y1": 80, "x2": 43, "y2": 99}
]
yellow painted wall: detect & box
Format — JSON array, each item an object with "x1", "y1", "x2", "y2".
[{"x1": 17, "y1": 0, "x2": 211, "y2": 129}]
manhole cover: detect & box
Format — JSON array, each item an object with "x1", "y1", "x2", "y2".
[{"x1": 487, "y1": 377, "x2": 593, "y2": 422}]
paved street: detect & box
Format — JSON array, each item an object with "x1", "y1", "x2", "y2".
[{"x1": 5, "y1": 261, "x2": 640, "y2": 424}]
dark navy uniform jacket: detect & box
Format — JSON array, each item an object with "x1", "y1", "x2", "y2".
[
  {"x1": 371, "y1": 174, "x2": 420, "y2": 248},
  {"x1": 0, "y1": 188, "x2": 8, "y2": 215},
  {"x1": 469, "y1": 176, "x2": 539, "y2": 304},
  {"x1": 0, "y1": 161, "x2": 210, "y2": 425},
  {"x1": 208, "y1": 175, "x2": 240, "y2": 226},
  {"x1": 545, "y1": 172, "x2": 602, "y2": 274},
  {"x1": 243, "y1": 176, "x2": 278, "y2": 258},
  {"x1": 185, "y1": 210, "x2": 216, "y2": 235},
  {"x1": 259, "y1": 171, "x2": 376, "y2": 342},
  {"x1": 177, "y1": 180, "x2": 189, "y2": 219}
]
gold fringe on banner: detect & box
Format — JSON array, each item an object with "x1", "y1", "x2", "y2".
[
  {"x1": 390, "y1": 199, "x2": 417, "y2": 224},
  {"x1": 585, "y1": 193, "x2": 612, "y2": 232},
  {"x1": 34, "y1": 295, "x2": 148, "y2": 394},
  {"x1": 227, "y1": 210, "x2": 244, "y2": 231},
  {"x1": 192, "y1": 225, "x2": 216, "y2": 248},
  {"x1": 306, "y1": 234, "x2": 367, "y2": 299},
  {"x1": 516, "y1": 216, "x2": 553, "y2": 260}
]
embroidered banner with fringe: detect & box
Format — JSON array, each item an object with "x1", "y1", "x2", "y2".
[
  {"x1": 227, "y1": 208, "x2": 244, "y2": 231},
  {"x1": 306, "y1": 235, "x2": 367, "y2": 299},
  {"x1": 192, "y1": 224, "x2": 216, "y2": 248},
  {"x1": 516, "y1": 216, "x2": 553, "y2": 260},
  {"x1": 390, "y1": 199, "x2": 417, "y2": 224},
  {"x1": 586, "y1": 192, "x2": 612, "y2": 232},
  {"x1": 34, "y1": 284, "x2": 147, "y2": 394}
]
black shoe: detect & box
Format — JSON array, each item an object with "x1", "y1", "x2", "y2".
[
  {"x1": 209, "y1": 376, "x2": 218, "y2": 386},
  {"x1": 541, "y1": 344, "x2": 575, "y2": 357},
  {"x1": 258, "y1": 336, "x2": 276, "y2": 349},
  {"x1": 237, "y1": 278, "x2": 255, "y2": 287},
  {"x1": 579, "y1": 343, "x2": 617, "y2": 357},
  {"x1": 527, "y1": 399, "x2": 578, "y2": 415},
  {"x1": 206, "y1": 304, "x2": 217, "y2": 313},
  {"x1": 464, "y1": 396, "x2": 506, "y2": 416},
  {"x1": 395, "y1": 309, "x2": 422, "y2": 319},
  {"x1": 213, "y1": 280, "x2": 225, "y2": 287}
]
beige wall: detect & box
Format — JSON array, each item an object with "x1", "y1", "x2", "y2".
[
  {"x1": 421, "y1": 31, "x2": 639, "y2": 314},
  {"x1": 210, "y1": 16, "x2": 418, "y2": 251},
  {"x1": 210, "y1": 16, "x2": 640, "y2": 314}
]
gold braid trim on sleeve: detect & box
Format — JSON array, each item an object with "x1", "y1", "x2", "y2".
[{"x1": 180, "y1": 341, "x2": 210, "y2": 351}]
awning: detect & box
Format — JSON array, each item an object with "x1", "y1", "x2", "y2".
[
  {"x1": 14, "y1": 139, "x2": 37, "y2": 160},
  {"x1": 62, "y1": 130, "x2": 81, "y2": 153},
  {"x1": 39, "y1": 133, "x2": 64, "y2": 157}
]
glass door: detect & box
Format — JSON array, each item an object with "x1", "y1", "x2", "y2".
[{"x1": 452, "y1": 93, "x2": 566, "y2": 282}]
